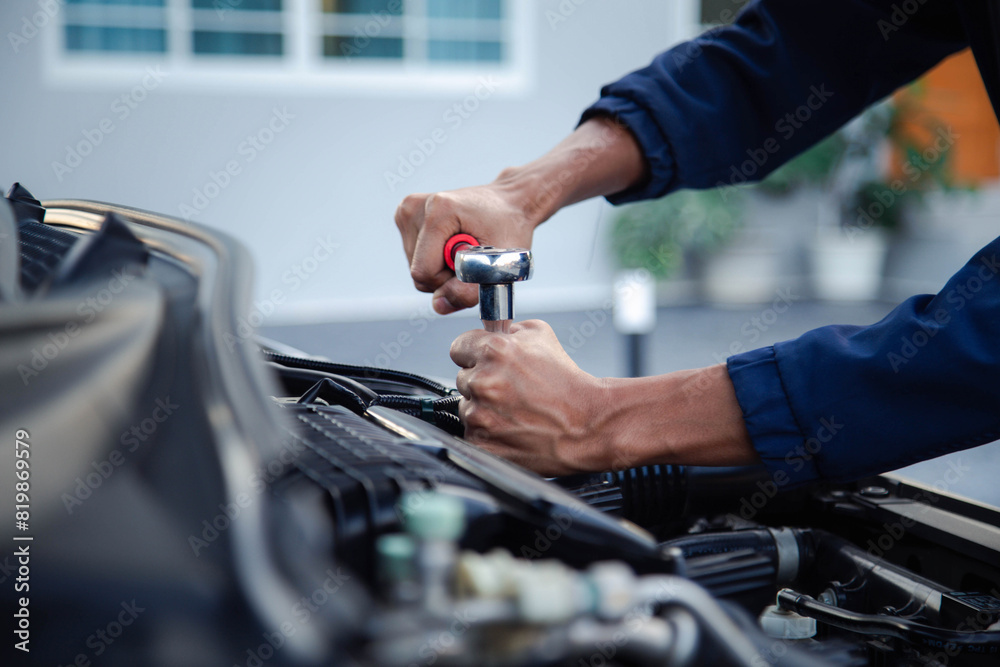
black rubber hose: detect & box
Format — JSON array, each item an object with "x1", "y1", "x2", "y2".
[
  {"x1": 662, "y1": 530, "x2": 788, "y2": 606},
  {"x1": 296, "y1": 378, "x2": 369, "y2": 415},
  {"x1": 374, "y1": 394, "x2": 422, "y2": 411},
  {"x1": 777, "y1": 589, "x2": 1000, "y2": 654},
  {"x1": 432, "y1": 394, "x2": 461, "y2": 415},
  {"x1": 262, "y1": 350, "x2": 454, "y2": 397},
  {"x1": 663, "y1": 530, "x2": 779, "y2": 559},
  {"x1": 374, "y1": 395, "x2": 464, "y2": 436},
  {"x1": 560, "y1": 464, "x2": 781, "y2": 528}
]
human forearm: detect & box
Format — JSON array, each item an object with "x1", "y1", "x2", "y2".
[
  {"x1": 451, "y1": 324, "x2": 757, "y2": 477},
  {"x1": 588, "y1": 365, "x2": 759, "y2": 471},
  {"x1": 492, "y1": 116, "x2": 647, "y2": 227}
]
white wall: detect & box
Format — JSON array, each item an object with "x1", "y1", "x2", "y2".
[{"x1": 0, "y1": 0, "x2": 693, "y2": 324}]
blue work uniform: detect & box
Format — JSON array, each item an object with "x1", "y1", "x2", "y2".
[{"x1": 582, "y1": 0, "x2": 1000, "y2": 487}]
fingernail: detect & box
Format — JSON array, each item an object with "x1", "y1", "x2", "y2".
[{"x1": 433, "y1": 297, "x2": 452, "y2": 314}]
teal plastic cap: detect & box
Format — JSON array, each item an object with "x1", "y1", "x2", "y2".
[
  {"x1": 399, "y1": 492, "x2": 466, "y2": 541},
  {"x1": 377, "y1": 533, "x2": 417, "y2": 580}
]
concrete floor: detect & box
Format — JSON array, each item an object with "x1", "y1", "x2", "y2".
[{"x1": 263, "y1": 299, "x2": 1000, "y2": 509}]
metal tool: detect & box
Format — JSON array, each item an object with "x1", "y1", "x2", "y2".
[{"x1": 444, "y1": 235, "x2": 533, "y2": 334}]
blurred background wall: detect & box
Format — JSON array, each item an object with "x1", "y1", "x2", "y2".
[
  {"x1": 0, "y1": 0, "x2": 702, "y2": 324},
  {"x1": 3, "y1": 0, "x2": 1000, "y2": 325}
]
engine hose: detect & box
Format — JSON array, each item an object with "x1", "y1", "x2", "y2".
[
  {"x1": 431, "y1": 394, "x2": 461, "y2": 415},
  {"x1": 375, "y1": 394, "x2": 458, "y2": 414},
  {"x1": 267, "y1": 360, "x2": 462, "y2": 432},
  {"x1": 777, "y1": 589, "x2": 1000, "y2": 654},
  {"x1": 559, "y1": 464, "x2": 783, "y2": 528},
  {"x1": 373, "y1": 395, "x2": 464, "y2": 435},
  {"x1": 664, "y1": 530, "x2": 779, "y2": 559},
  {"x1": 662, "y1": 529, "x2": 803, "y2": 604},
  {"x1": 262, "y1": 350, "x2": 454, "y2": 397},
  {"x1": 637, "y1": 576, "x2": 832, "y2": 667},
  {"x1": 296, "y1": 378, "x2": 369, "y2": 416}
]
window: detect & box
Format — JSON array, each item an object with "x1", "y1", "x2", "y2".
[
  {"x1": 50, "y1": 0, "x2": 531, "y2": 92},
  {"x1": 321, "y1": 0, "x2": 504, "y2": 63},
  {"x1": 191, "y1": 0, "x2": 284, "y2": 56},
  {"x1": 65, "y1": 0, "x2": 168, "y2": 53}
]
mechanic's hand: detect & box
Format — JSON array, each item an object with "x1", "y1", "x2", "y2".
[
  {"x1": 450, "y1": 320, "x2": 610, "y2": 476},
  {"x1": 395, "y1": 183, "x2": 536, "y2": 315}
]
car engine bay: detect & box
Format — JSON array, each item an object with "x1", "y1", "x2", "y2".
[{"x1": 2, "y1": 186, "x2": 1000, "y2": 666}]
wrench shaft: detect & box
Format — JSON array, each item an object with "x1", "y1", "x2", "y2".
[{"x1": 483, "y1": 319, "x2": 511, "y2": 334}]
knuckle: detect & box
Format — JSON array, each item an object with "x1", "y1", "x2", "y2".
[
  {"x1": 468, "y1": 375, "x2": 502, "y2": 405},
  {"x1": 481, "y1": 335, "x2": 511, "y2": 361},
  {"x1": 521, "y1": 319, "x2": 551, "y2": 335},
  {"x1": 424, "y1": 192, "x2": 457, "y2": 222},
  {"x1": 465, "y1": 374, "x2": 485, "y2": 398},
  {"x1": 396, "y1": 194, "x2": 427, "y2": 230},
  {"x1": 464, "y1": 405, "x2": 497, "y2": 434},
  {"x1": 410, "y1": 266, "x2": 433, "y2": 290},
  {"x1": 399, "y1": 193, "x2": 422, "y2": 214},
  {"x1": 465, "y1": 425, "x2": 491, "y2": 444}
]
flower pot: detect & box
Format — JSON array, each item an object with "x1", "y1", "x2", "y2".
[
  {"x1": 702, "y1": 244, "x2": 782, "y2": 304},
  {"x1": 810, "y1": 227, "x2": 888, "y2": 301}
]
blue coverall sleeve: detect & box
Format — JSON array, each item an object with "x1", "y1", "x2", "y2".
[
  {"x1": 579, "y1": 0, "x2": 1000, "y2": 486},
  {"x1": 581, "y1": 0, "x2": 967, "y2": 203},
  {"x1": 728, "y1": 245, "x2": 1000, "y2": 487}
]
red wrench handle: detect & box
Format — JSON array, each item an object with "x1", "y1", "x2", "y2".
[{"x1": 443, "y1": 233, "x2": 480, "y2": 271}]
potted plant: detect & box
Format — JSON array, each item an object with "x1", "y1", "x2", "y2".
[
  {"x1": 610, "y1": 187, "x2": 744, "y2": 302},
  {"x1": 765, "y1": 92, "x2": 966, "y2": 300}
]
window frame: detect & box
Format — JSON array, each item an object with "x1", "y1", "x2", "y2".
[{"x1": 44, "y1": 0, "x2": 534, "y2": 95}]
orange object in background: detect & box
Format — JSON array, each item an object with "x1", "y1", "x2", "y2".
[{"x1": 890, "y1": 49, "x2": 1000, "y2": 185}]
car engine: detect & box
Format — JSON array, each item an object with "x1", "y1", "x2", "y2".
[{"x1": 2, "y1": 186, "x2": 1000, "y2": 666}]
